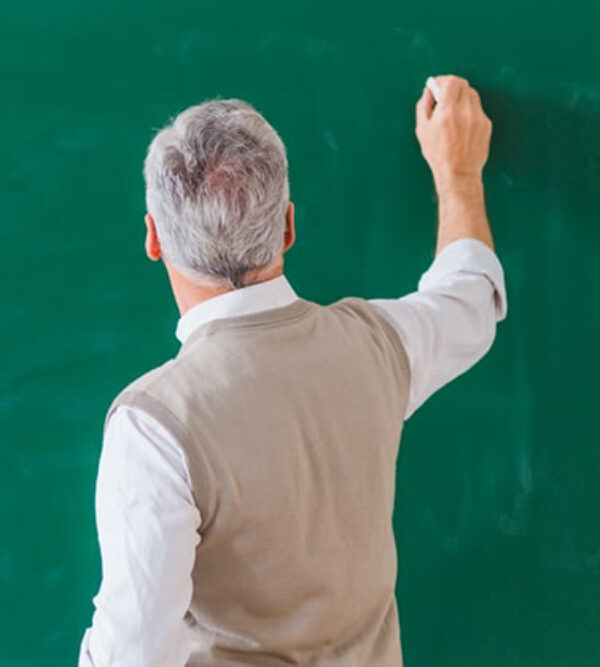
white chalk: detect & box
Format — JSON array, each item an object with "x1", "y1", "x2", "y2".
[{"x1": 426, "y1": 76, "x2": 440, "y2": 103}]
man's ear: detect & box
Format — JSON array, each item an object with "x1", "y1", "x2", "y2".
[
  {"x1": 283, "y1": 201, "x2": 296, "y2": 253},
  {"x1": 144, "y1": 213, "x2": 161, "y2": 261}
]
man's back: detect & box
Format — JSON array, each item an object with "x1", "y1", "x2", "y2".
[
  {"x1": 79, "y1": 75, "x2": 508, "y2": 666},
  {"x1": 104, "y1": 296, "x2": 410, "y2": 665}
]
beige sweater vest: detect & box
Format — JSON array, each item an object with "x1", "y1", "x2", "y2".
[{"x1": 105, "y1": 296, "x2": 411, "y2": 666}]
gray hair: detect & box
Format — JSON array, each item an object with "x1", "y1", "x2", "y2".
[{"x1": 143, "y1": 98, "x2": 290, "y2": 290}]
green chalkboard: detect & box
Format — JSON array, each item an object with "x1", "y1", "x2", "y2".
[{"x1": 2, "y1": 1, "x2": 599, "y2": 665}]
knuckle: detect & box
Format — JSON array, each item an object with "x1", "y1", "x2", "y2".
[
  {"x1": 439, "y1": 110, "x2": 453, "y2": 125},
  {"x1": 450, "y1": 74, "x2": 467, "y2": 86}
]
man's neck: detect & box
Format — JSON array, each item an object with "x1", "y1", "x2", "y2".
[{"x1": 165, "y1": 259, "x2": 285, "y2": 316}]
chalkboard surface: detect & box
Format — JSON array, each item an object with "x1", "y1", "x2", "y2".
[{"x1": 2, "y1": 1, "x2": 599, "y2": 665}]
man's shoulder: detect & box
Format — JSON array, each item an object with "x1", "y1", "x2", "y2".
[
  {"x1": 104, "y1": 358, "x2": 181, "y2": 432},
  {"x1": 116, "y1": 358, "x2": 178, "y2": 397},
  {"x1": 327, "y1": 295, "x2": 411, "y2": 376},
  {"x1": 328, "y1": 295, "x2": 404, "y2": 336}
]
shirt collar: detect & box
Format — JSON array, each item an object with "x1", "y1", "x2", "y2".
[{"x1": 175, "y1": 273, "x2": 299, "y2": 344}]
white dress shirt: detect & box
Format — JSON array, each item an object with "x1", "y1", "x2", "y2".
[{"x1": 79, "y1": 238, "x2": 507, "y2": 666}]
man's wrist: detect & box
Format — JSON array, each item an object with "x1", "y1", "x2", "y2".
[
  {"x1": 431, "y1": 170, "x2": 493, "y2": 255},
  {"x1": 433, "y1": 171, "x2": 484, "y2": 199}
]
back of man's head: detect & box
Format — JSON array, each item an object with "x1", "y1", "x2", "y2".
[{"x1": 143, "y1": 99, "x2": 290, "y2": 290}]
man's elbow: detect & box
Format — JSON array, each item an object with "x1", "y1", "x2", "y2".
[
  {"x1": 481, "y1": 318, "x2": 498, "y2": 357},
  {"x1": 475, "y1": 281, "x2": 506, "y2": 360},
  {"x1": 477, "y1": 296, "x2": 503, "y2": 359},
  {"x1": 464, "y1": 298, "x2": 500, "y2": 367}
]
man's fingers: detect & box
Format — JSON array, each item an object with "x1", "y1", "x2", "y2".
[
  {"x1": 467, "y1": 87, "x2": 483, "y2": 114},
  {"x1": 437, "y1": 75, "x2": 469, "y2": 109},
  {"x1": 416, "y1": 86, "x2": 435, "y2": 126},
  {"x1": 466, "y1": 87, "x2": 491, "y2": 128}
]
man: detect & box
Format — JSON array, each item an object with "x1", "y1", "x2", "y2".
[{"x1": 79, "y1": 74, "x2": 507, "y2": 666}]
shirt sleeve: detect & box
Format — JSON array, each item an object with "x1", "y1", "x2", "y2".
[
  {"x1": 368, "y1": 238, "x2": 507, "y2": 420},
  {"x1": 78, "y1": 405, "x2": 201, "y2": 667}
]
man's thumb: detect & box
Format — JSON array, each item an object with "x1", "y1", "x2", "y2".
[{"x1": 416, "y1": 86, "x2": 434, "y2": 126}]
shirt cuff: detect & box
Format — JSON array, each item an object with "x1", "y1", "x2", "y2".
[{"x1": 417, "y1": 238, "x2": 508, "y2": 322}]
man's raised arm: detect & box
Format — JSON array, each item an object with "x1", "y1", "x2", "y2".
[{"x1": 368, "y1": 74, "x2": 507, "y2": 419}]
